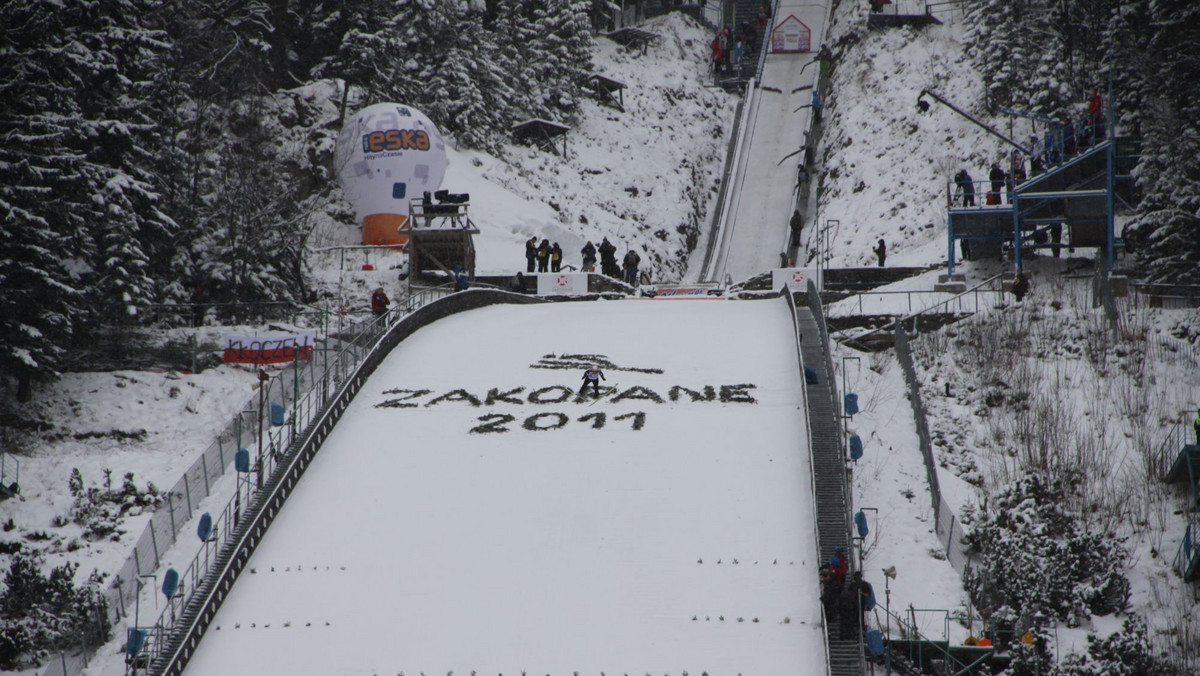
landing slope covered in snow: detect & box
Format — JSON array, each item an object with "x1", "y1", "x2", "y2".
[{"x1": 179, "y1": 300, "x2": 825, "y2": 676}]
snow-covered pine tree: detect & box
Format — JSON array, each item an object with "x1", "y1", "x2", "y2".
[
  {"x1": 186, "y1": 97, "x2": 311, "y2": 307},
  {"x1": 1055, "y1": 615, "x2": 1166, "y2": 675},
  {"x1": 428, "y1": 15, "x2": 521, "y2": 151},
  {"x1": 526, "y1": 0, "x2": 594, "y2": 119},
  {"x1": 319, "y1": 0, "x2": 427, "y2": 98},
  {"x1": 1023, "y1": 7, "x2": 1072, "y2": 116},
  {"x1": 965, "y1": 0, "x2": 1024, "y2": 110},
  {"x1": 68, "y1": 0, "x2": 177, "y2": 325},
  {"x1": 968, "y1": 0, "x2": 1121, "y2": 117},
  {"x1": 0, "y1": 1, "x2": 108, "y2": 399},
  {"x1": 967, "y1": 476, "x2": 1129, "y2": 622},
  {"x1": 1122, "y1": 1, "x2": 1200, "y2": 283},
  {"x1": 487, "y1": 0, "x2": 545, "y2": 124}
]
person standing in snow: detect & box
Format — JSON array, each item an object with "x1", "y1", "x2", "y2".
[
  {"x1": 189, "y1": 283, "x2": 205, "y2": 328},
  {"x1": 581, "y1": 241, "x2": 597, "y2": 272},
  {"x1": 579, "y1": 365, "x2": 606, "y2": 397},
  {"x1": 453, "y1": 265, "x2": 470, "y2": 291},
  {"x1": 1088, "y1": 90, "x2": 1104, "y2": 139},
  {"x1": 622, "y1": 249, "x2": 641, "y2": 285},
  {"x1": 598, "y1": 237, "x2": 618, "y2": 278},
  {"x1": 830, "y1": 548, "x2": 849, "y2": 588},
  {"x1": 853, "y1": 571, "x2": 874, "y2": 628},
  {"x1": 819, "y1": 565, "x2": 840, "y2": 622},
  {"x1": 988, "y1": 162, "x2": 1007, "y2": 204},
  {"x1": 536, "y1": 238, "x2": 551, "y2": 273},
  {"x1": 720, "y1": 25, "x2": 729, "y2": 68},
  {"x1": 873, "y1": 239, "x2": 887, "y2": 267},
  {"x1": 550, "y1": 242, "x2": 563, "y2": 272},
  {"x1": 955, "y1": 169, "x2": 976, "y2": 207},
  {"x1": 1029, "y1": 135, "x2": 1045, "y2": 175},
  {"x1": 509, "y1": 271, "x2": 525, "y2": 293},
  {"x1": 834, "y1": 571, "x2": 873, "y2": 639},
  {"x1": 1011, "y1": 270, "x2": 1030, "y2": 302},
  {"x1": 370, "y1": 287, "x2": 390, "y2": 317},
  {"x1": 1010, "y1": 150, "x2": 1027, "y2": 183},
  {"x1": 1193, "y1": 408, "x2": 1200, "y2": 445},
  {"x1": 525, "y1": 236, "x2": 538, "y2": 273},
  {"x1": 790, "y1": 210, "x2": 803, "y2": 247},
  {"x1": 838, "y1": 576, "x2": 863, "y2": 639}
]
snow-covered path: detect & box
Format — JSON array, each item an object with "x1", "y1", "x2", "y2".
[
  {"x1": 710, "y1": 2, "x2": 827, "y2": 283},
  {"x1": 181, "y1": 299, "x2": 826, "y2": 675}
]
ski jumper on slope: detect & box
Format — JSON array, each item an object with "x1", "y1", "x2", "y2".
[{"x1": 579, "y1": 366, "x2": 606, "y2": 397}]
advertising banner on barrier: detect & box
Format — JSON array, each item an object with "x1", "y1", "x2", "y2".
[
  {"x1": 653, "y1": 287, "x2": 713, "y2": 299},
  {"x1": 223, "y1": 334, "x2": 315, "y2": 364},
  {"x1": 536, "y1": 273, "x2": 589, "y2": 296},
  {"x1": 772, "y1": 267, "x2": 821, "y2": 293}
]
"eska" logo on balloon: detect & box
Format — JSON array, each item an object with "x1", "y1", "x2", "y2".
[{"x1": 362, "y1": 129, "x2": 431, "y2": 153}]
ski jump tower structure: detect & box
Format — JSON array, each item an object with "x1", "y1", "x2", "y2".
[{"x1": 933, "y1": 89, "x2": 1139, "y2": 276}]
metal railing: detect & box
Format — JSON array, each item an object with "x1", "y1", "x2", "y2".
[
  {"x1": 40, "y1": 286, "x2": 456, "y2": 676},
  {"x1": 1129, "y1": 283, "x2": 1200, "y2": 310},
  {"x1": 876, "y1": 605, "x2": 997, "y2": 674},
  {"x1": 807, "y1": 281, "x2": 847, "y2": 498},
  {"x1": 781, "y1": 291, "x2": 833, "y2": 675},
  {"x1": 1175, "y1": 518, "x2": 1200, "y2": 581},
  {"x1": 826, "y1": 285, "x2": 1006, "y2": 318},
  {"x1": 801, "y1": 281, "x2": 865, "y2": 673},
  {"x1": 698, "y1": 77, "x2": 755, "y2": 282},
  {"x1": 870, "y1": 0, "x2": 932, "y2": 16},
  {"x1": 752, "y1": 0, "x2": 779, "y2": 83},
  {"x1": 835, "y1": 273, "x2": 1005, "y2": 348}
]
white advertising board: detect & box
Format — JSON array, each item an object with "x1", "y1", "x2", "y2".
[
  {"x1": 772, "y1": 267, "x2": 821, "y2": 293},
  {"x1": 536, "y1": 272, "x2": 589, "y2": 296}
]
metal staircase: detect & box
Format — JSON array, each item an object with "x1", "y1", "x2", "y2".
[{"x1": 795, "y1": 291, "x2": 862, "y2": 675}]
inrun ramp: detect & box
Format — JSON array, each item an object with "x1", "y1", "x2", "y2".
[
  {"x1": 708, "y1": 1, "x2": 828, "y2": 283},
  {"x1": 181, "y1": 300, "x2": 826, "y2": 675}
]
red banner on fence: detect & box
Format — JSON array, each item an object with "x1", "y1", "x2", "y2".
[{"x1": 223, "y1": 334, "x2": 315, "y2": 365}]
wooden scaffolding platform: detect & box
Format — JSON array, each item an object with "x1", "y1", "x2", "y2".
[{"x1": 406, "y1": 196, "x2": 479, "y2": 282}]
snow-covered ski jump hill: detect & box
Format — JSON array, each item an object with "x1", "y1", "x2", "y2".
[{"x1": 180, "y1": 300, "x2": 825, "y2": 675}]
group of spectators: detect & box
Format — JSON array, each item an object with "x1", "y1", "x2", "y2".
[
  {"x1": 525, "y1": 236, "x2": 564, "y2": 273},
  {"x1": 519, "y1": 236, "x2": 644, "y2": 286},
  {"x1": 819, "y1": 548, "x2": 875, "y2": 640},
  {"x1": 709, "y1": 5, "x2": 770, "y2": 73},
  {"x1": 953, "y1": 92, "x2": 1108, "y2": 208},
  {"x1": 1034, "y1": 91, "x2": 1108, "y2": 170},
  {"x1": 582, "y1": 237, "x2": 643, "y2": 285}
]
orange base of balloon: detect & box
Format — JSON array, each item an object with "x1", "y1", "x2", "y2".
[{"x1": 362, "y1": 214, "x2": 409, "y2": 246}]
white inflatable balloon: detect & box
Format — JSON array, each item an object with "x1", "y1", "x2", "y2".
[{"x1": 336, "y1": 103, "x2": 448, "y2": 245}]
